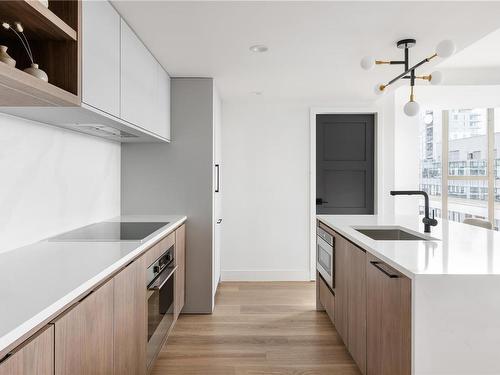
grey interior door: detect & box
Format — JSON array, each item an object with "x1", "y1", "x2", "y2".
[{"x1": 316, "y1": 114, "x2": 374, "y2": 214}]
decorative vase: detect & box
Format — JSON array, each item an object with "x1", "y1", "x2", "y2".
[
  {"x1": 0, "y1": 45, "x2": 16, "y2": 67},
  {"x1": 24, "y1": 63, "x2": 48, "y2": 82}
]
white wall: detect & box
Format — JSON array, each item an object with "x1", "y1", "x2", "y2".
[
  {"x1": 0, "y1": 114, "x2": 121, "y2": 253},
  {"x1": 221, "y1": 98, "x2": 311, "y2": 281},
  {"x1": 221, "y1": 97, "x2": 396, "y2": 281}
]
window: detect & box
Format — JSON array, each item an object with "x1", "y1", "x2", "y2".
[
  {"x1": 419, "y1": 108, "x2": 499, "y2": 230},
  {"x1": 418, "y1": 109, "x2": 442, "y2": 218}
]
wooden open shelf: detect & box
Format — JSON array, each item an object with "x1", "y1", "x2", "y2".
[
  {"x1": 0, "y1": 1, "x2": 77, "y2": 41},
  {"x1": 0, "y1": 0, "x2": 80, "y2": 106},
  {"x1": 0, "y1": 62, "x2": 79, "y2": 106}
]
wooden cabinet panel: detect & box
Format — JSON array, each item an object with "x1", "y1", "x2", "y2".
[
  {"x1": 54, "y1": 280, "x2": 114, "y2": 375},
  {"x1": 82, "y1": 0, "x2": 120, "y2": 116},
  {"x1": 0, "y1": 325, "x2": 53, "y2": 375},
  {"x1": 366, "y1": 253, "x2": 411, "y2": 375},
  {"x1": 174, "y1": 224, "x2": 186, "y2": 319},
  {"x1": 348, "y1": 243, "x2": 366, "y2": 374},
  {"x1": 318, "y1": 274, "x2": 335, "y2": 323},
  {"x1": 113, "y1": 256, "x2": 147, "y2": 375},
  {"x1": 333, "y1": 232, "x2": 349, "y2": 345}
]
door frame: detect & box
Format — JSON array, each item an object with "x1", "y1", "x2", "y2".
[{"x1": 309, "y1": 107, "x2": 382, "y2": 280}]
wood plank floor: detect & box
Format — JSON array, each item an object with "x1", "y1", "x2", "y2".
[{"x1": 151, "y1": 282, "x2": 361, "y2": 375}]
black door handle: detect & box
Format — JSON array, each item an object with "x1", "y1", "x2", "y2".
[
  {"x1": 215, "y1": 164, "x2": 220, "y2": 193},
  {"x1": 316, "y1": 198, "x2": 329, "y2": 205},
  {"x1": 370, "y1": 261, "x2": 399, "y2": 278}
]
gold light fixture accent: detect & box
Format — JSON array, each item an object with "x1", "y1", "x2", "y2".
[{"x1": 361, "y1": 38, "x2": 456, "y2": 116}]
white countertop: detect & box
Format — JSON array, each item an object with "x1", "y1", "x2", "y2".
[
  {"x1": 0, "y1": 215, "x2": 186, "y2": 356},
  {"x1": 317, "y1": 214, "x2": 500, "y2": 279}
]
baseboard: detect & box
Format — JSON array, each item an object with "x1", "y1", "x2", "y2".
[{"x1": 221, "y1": 269, "x2": 310, "y2": 281}]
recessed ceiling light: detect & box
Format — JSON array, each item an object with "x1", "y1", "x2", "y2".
[{"x1": 249, "y1": 45, "x2": 268, "y2": 53}]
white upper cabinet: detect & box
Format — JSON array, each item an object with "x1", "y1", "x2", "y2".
[
  {"x1": 120, "y1": 20, "x2": 157, "y2": 132},
  {"x1": 82, "y1": 1, "x2": 120, "y2": 117},
  {"x1": 155, "y1": 65, "x2": 171, "y2": 140}
]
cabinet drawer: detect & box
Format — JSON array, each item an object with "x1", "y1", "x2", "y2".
[
  {"x1": 318, "y1": 275, "x2": 335, "y2": 323},
  {"x1": 53, "y1": 280, "x2": 114, "y2": 375},
  {"x1": 0, "y1": 325, "x2": 54, "y2": 375}
]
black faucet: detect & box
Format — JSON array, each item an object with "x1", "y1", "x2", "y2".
[{"x1": 390, "y1": 190, "x2": 438, "y2": 233}]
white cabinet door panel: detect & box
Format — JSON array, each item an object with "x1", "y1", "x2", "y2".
[
  {"x1": 120, "y1": 19, "x2": 157, "y2": 132},
  {"x1": 82, "y1": 0, "x2": 120, "y2": 117},
  {"x1": 154, "y1": 65, "x2": 170, "y2": 140}
]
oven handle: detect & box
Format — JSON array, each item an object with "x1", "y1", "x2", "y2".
[{"x1": 148, "y1": 265, "x2": 177, "y2": 291}]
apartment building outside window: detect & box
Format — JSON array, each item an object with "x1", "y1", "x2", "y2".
[{"x1": 418, "y1": 108, "x2": 500, "y2": 230}]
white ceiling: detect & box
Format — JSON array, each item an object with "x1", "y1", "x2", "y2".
[
  {"x1": 112, "y1": 1, "x2": 500, "y2": 102},
  {"x1": 439, "y1": 28, "x2": 500, "y2": 69}
]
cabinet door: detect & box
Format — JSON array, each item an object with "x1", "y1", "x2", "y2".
[
  {"x1": 54, "y1": 280, "x2": 114, "y2": 375},
  {"x1": 113, "y1": 256, "x2": 147, "y2": 375},
  {"x1": 120, "y1": 20, "x2": 157, "y2": 132},
  {"x1": 318, "y1": 274, "x2": 335, "y2": 323},
  {"x1": 82, "y1": 0, "x2": 120, "y2": 116},
  {"x1": 333, "y1": 233, "x2": 349, "y2": 344},
  {"x1": 154, "y1": 65, "x2": 171, "y2": 140},
  {"x1": 0, "y1": 326, "x2": 53, "y2": 375},
  {"x1": 174, "y1": 224, "x2": 186, "y2": 319},
  {"x1": 366, "y1": 254, "x2": 411, "y2": 375},
  {"x1": 348, "y1": 243, "x2": 367, "y2": 374}
]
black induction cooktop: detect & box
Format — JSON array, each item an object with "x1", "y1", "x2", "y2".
[{"x1": 49, "y1": 222, "x2": 169, "y2": 242}]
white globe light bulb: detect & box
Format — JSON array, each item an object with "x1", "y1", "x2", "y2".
[
  {"x1": 430, "y1": 71, "x2": 443, "y2": 85},
  {"x1": 360, "y1": 56, "x2": 376, "y2": 70},
  {"x1": 374, "y1": 83, "x2": 385, "y2": 95},
  {"x1": 436, "y1": 40, "x2": 456, "y2": 58},
  {"x1": 404, "y1": 100, "x2": 420, "y2": 117}
]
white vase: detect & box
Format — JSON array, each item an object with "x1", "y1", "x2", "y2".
[
  {"x1": 24, "y1": 63, "x2": 48, "y2": 82},
  {"x1": 0, "y1": 45, "x2": 16, "y2": 67}
]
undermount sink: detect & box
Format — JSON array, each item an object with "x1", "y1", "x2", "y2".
[{"x1": 354, "y1": 227, "x2": 433, "y2": 241}]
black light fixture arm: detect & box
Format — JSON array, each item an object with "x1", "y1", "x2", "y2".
[
  {"x1": 364, "y1": 38, "x2": 455, "y2": 116},
  {"x1": 385, "y1": 53, "x2": 437, "y2": 87}
]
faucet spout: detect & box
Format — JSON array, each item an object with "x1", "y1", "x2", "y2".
[{"x1": 390, "y1": 190, "x2": 438, "y2": 233}]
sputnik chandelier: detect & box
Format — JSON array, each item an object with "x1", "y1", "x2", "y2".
[{"x1": 360, "y1": 39, "x2": 456, "y2": 116}]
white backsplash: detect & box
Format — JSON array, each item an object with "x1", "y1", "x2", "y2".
[{"x1": 0, "y1": 113, "x2": 121, "y2": 253}]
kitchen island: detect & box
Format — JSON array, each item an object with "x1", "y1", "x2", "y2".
[{"x1": 317, "y1": 214, "x2": 500, "y2": 375}]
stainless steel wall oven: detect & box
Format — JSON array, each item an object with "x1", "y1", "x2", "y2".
[{"x1": 146, "y1": 245, "x2": 177, "y2": 367}]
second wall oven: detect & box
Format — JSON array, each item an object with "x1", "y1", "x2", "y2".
[
  {"x1": 317, "y1": 226, "x2": 335, "y2": 289},
  {"x1": 146, "y1": 245, "x2": 177, "y2": 368}
]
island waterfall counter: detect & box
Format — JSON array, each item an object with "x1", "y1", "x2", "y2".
[{"x1": 316, "y1": 214, "x2": 500, "y2": 375}]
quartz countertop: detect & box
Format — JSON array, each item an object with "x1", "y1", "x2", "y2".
[
  {"x1": 317, "y1": 214, "x2": 500, "y2": 279},
  {"x1": 0, "y1": 215, "x2": 186, "y2": 356}
]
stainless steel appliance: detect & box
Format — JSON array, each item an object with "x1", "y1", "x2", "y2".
[
  {"x1": 317, "y1": 227, "x2": 335, "y2": 289},
  {"x1": 49, "y1": 221, "x2": 170, "y2": 242},
  {"x1": 146, "y1": 245, "x2": 177, "y2": 367}
]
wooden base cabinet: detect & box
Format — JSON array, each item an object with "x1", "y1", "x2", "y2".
[
  {"x1": 333, "y1": 232, "x2": 367, "y2": 375},
  {"x1": 366, "y1": 253, "x2": 411, "y2": 375},
  {"x1": 348, "y1": 243, "x2": 366, "y2": 374},
  {"x1": 174, "y1": 224, "x2": 186, "y2": 319},
  {"x1": 54, "y1": 280, "x2": 114, "y2": 375},
  {"x1": 0, "y1": 326, "x2": 54, "y2": 375},
  {"x1": 318, "y1": 273, "x2": 335, "y2": 322},
  {"x1": 333, "y1": 232, "x2": 349, "y2": 345},
  {"x1": 113, "y1": 255, "x2": 147, "y2": 374}
]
